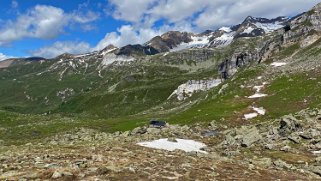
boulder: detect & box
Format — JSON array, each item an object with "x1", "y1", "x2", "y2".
[
  {"x1": 240, "y1": 127, "x2": 262, "y2": 147},
  {"x1": 309, "y1": 166, "x2": 321, "y2": 177},
  {"x1": 279, "y1": 115, "x2": 302, "y2": 136},
  {"x1": 288, "y1": 134, "x2": 301, "y2": 143},
  {"x1": 51, "y1": 171, "x2": 62, "y2": 179},
  {"x1": 131, "y1": 127, "x2": 147, "y2": 135},
  {"x1": 252, "y1": 157, "x2": 272, "y2": 168},
  {"x1": 146, "y1": 128, "x2": 161, "y2": 134},
  {"x1": 273, "y1": 159, "x2": 293, "y2": 170}
]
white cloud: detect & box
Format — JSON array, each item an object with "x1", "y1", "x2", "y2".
[
  {"x1": 0, "y1": 53, "x2": 12, "y2": 61},
  {"x1": 0, "y1": 5, "x2": 99, "y2": 45},
  {"x1": 11, "y1": 0, "x2": 18, "y2": 9},
  {"x1": 31, "y1": 41, "x2": 92, "y2": 58},
  {"x1": 94, "y1": 0, "x2": 319, "y2": 50},
  {"x1": 108, "y1": 0, "x2": 320, "y2": 30},
  {"x1": 94, "y1": 25, "x2": 164, "y2": 50},
  {"x1": 108, "y1": 0, "x2": 157, "y2": 22},
  {"x1": 194, "y1": 0, "x2": 321, "y2": 29},
  {"x1": 93, "y1": 23, "x2": 194, "y2": 50}
]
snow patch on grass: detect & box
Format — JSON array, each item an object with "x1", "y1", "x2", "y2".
[
  {"x1": 137, "y1": 138, "x2": 207, "y2": 153},
  {"x1": 244, "y1": 107, "x2": 266, "y2": 120},
  {"x1": 248, "y1": 93, "x2": 268, "y2": 99},
  {"x1": 253, "y1": 107, "x2": 266, "y2": 115},
  {"x1": 271, "y1": 62, "x2": 287, "y2": 67},
  {"x1": 244, "y1": 113, "x2": 259, "y2": 120}
]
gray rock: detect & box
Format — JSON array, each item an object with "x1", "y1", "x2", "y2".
[
  {"x1": 209, "y1": 120, "x2": 217, "y2": 128},
  {"x1": 279, "y1": 115, "x2": 302, "y2": 136},
  {"x1": 273, "y1": 159, "x2": 293, "y2": 170},
  {"x1": 241, "y1": 127, "x2": 262, "y2": 147},
  {"x1": 299, "y1": 131, "x2": 313, "y2": 139},
  {"x1": 309, "y1": 166, "x2": 321, "y2": 176},
  {"x1": 201, "y1": 130, "x2": 219, "y2": 137},
  {"x1": 146, "y1": 127, "x2": 161, "y2": 134},
  {"x1": 252, "y1": 157, "x2": 272, "y2": 168},
  {"x1": 265, "y1": 144, "x2": 275, "y2": 150},
  {"x1": 167, "y1": 138, "x2": 178, "y2": 142},
  {"x1": 51, "y1": 171, "x2": 62, "y2": 179},
  {"x1": 122, "y1": 131, "x2": 131, "y2": 137},
  {"x1": 96, "y1": 166, "x2": 110, "y2": 175},
  {"x1": 280, "y1": 145, "x2": 291, "y2": 152},
  {"x1": 187, "y1": 151, "x2": 198, "y2": 157},
  {"x1": 132, "y1": 127, "x2": 147, "y2": 135},
  {"x1": 224, "y1": 134, "x2": 236, "y2": 146},
  {"x1": 288, "y1": 135, "x2": 301, "y2": 144}
]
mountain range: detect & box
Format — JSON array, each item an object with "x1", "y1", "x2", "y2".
[{"x1": 1, "y1": 2, "x2": 321, "y2": 180}]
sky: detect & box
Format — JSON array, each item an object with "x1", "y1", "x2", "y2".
[{"x1": 0, "y1": 0, "x2": 319, "y2": 60}]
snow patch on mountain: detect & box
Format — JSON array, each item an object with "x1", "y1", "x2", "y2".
[
  {"x1": 219, "y1": 27, "x2": 232, "y2": 33},
  {"x1": 101, "y1": 53, "x2": 135, "y2": 66},
  {"x1": 100, "y1": 48, "x2": 118, "y2": 56},
  {"x1": 255, "y1": 22, "x2": 284, "y2": 33},
  {"x1": 169, "y1": 79, "x2": 222, "y2": 101},
  {"x1": 212, "y1": 32, "x2": 235, "y2": 47},
  {"x1": 242, "y1": 27, "x2": 255, "y2": 34},
  {"x1": 171, "y1": 36, "x2": 210, "y2": 52},
  {"x1": 73, "y1": 52, "x2": 96, "y2": 58}
]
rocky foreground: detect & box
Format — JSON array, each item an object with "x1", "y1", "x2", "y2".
[{"x1": 1, "y1": 109, "x2": 321, "y2": 180}]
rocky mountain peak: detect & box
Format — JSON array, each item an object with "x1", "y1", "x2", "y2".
[
  {"x1": 115, "y1": 44, "x2": 159, "y2": 56},
  {"x1": 99, "y1": 44, "x2": 118, "y2": 56},
  {"x1": 146, "y1": 31, "x2": 193, "y2": 52},
  {"x1": 242, "y1": 16, "x2": 288, "y2": 25}
]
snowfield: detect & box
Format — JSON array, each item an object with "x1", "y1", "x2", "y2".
[
  {"x1": 171, "y1": 36, "x2": 210, "y2": 52},
  {"x1": 242, "y1": 27, "x2": 255, "y2": 34},
  {"x1": 137, "y1": 138, "x2": 207, "y2": 153},
  {"x1": 255, "y1": 22, "x2": 284, "y2": 33},
  {"x1": 212, "y1": 32, "x2": 235, "y2": 46},
  {"x1": 219, "y1": 27, "x2": 232, "y2": 33}
]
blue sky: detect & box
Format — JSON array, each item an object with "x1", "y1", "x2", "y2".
[{"x1": 0, "y1": 0, "x2": 319, "y2": 59}]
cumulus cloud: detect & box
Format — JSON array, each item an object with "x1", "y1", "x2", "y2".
[
  {"x1": 94, "y1": 25, "x2": 163, "y2": 50},
  {"x1": 31, "y1": 41, "x2": 92, "y2": 58},
  {"x1": 89, "y1": 0, "x2": 319, "y2": 51},
  {"x1": 93, "y1": 22, "x2": 194, "y2": 50},
  {"x1": 0, "y1": 53, "x2": 12, "y2": 61},
  {"x1": 194, "y1": 0, "x2": 321, "y2": 29},
  {"x1": 11, "y1": 0, "x2": 18, "y2": 9},
  {"x1": 108, "y1": 0, "x2": 157, "y2": 23},
  {"x1": 0, "y1": 5, "x2": 99, "y2": 45},
  {"x1": 108, "y1": 0, "x2": 320, "y2": 30}
]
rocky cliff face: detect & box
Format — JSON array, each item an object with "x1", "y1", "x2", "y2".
[{"x1": 146, "y1": 31, "x2": 193, "y2": 52}]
